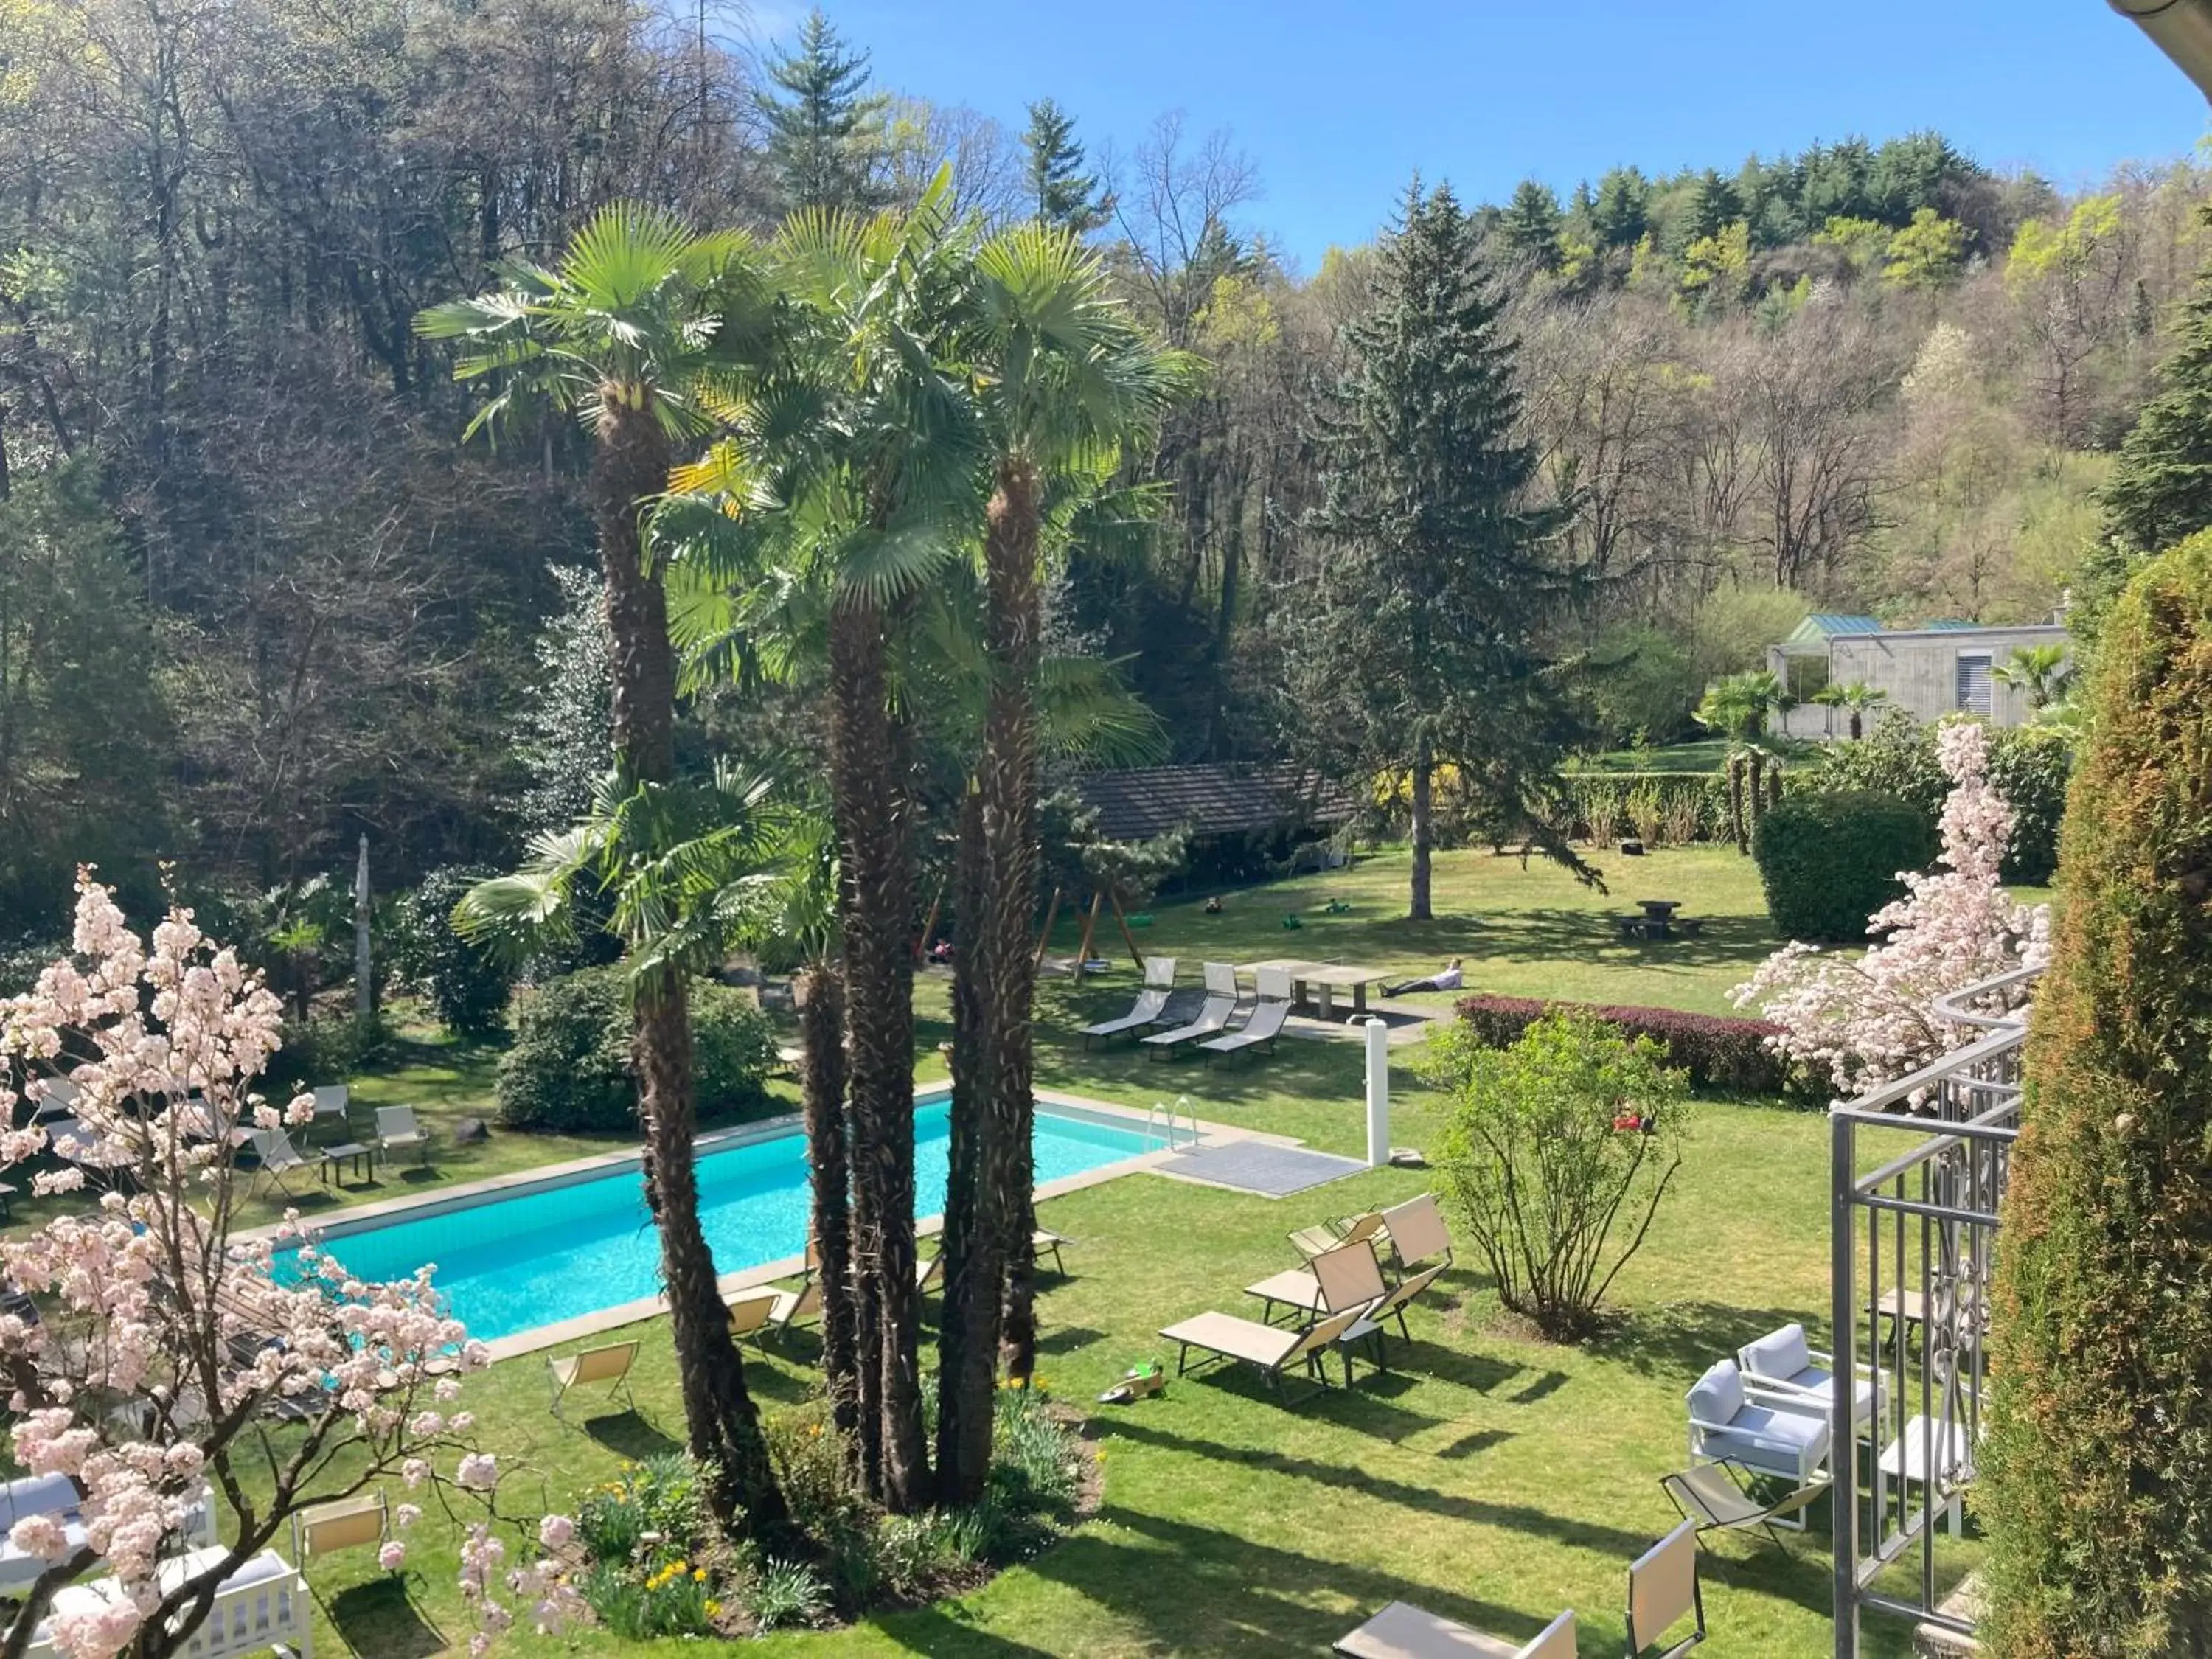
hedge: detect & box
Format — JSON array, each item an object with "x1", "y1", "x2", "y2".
[
  {"x1": 1980, "y1": 535, "x2": 2212, "y2": 1654},
  {"x1": 497, "y1": 966, "x2": 778, "y2": 1133},
  {"x1": 1556, "y1": 772, "x2": 1724, "y2": 846},
  {"x1": 1750, "y1": 789, "x2": 1938, "y2": 943},
  {"x1": 1452, "y1": 993, "x2": 1795, "y2": 1094}
]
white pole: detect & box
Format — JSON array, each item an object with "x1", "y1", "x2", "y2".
[
  {"x1": 353, "y1": 833, "x2": 373, "y2": 1020},
  {"x1": 1364, "y1": 1017, "x2": 1389, "y2": 1168}
]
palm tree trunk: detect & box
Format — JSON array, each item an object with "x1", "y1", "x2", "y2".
[
  {"x1": 799, "y1": 961, "x2": 858, "y2": 1453},
  {"x1": 594, "y1": 401, "x2": 784, "y2": 1537},
  {"x1": 1725, "y1": 753, "x2": 1747, "y2": 853},
  {"x1": 939, "y1": 460, "x2": 1046, "y2": 1503},
  {"x1": 1409, "y1": 740, "x2": 1435, "y2": 922},
  {"x1": 827, "y1": 595, "x2": 928, "y2": 1512}
]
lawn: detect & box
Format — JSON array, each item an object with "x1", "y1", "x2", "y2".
[{"x1": 30, "y1": 845, "x2": 1971, "y2": 1657}]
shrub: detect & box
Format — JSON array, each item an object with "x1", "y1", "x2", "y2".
[
  {"x1": 1561, "y1": 771, "x2": 1725, "y2": 845},
  {"x1": 1804, "y1": 709, "x2": 2072, "y2": 884},
  {"x1": 390, "y1": 866, "x2": 516, "y2": 1037},
  {"x1": 1453, "y1": 994, "x2": 1795, "y2": 1094},
  {"x1": 744, "y1": 1557, "x2": 829, "y2": 1634},
  {"x1": 1425, "y1": 1012, "x2": 1688, "y2": 1339},
  {"x1": 496, "y1": 967, "x2": 776, "y2": 1133},
  {"x1": 1980, "y1": 536, "x2": 2212, "y2": 1655},
  {"x1": 1751, "y1": 789, "x2": 1936, "y2": 942},
  {"x1": 269, "y1": 1012, "x2": 380, "y2": 1094}
]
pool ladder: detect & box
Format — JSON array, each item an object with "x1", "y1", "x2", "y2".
[{"x1": 1147, "y1": 1094, "x2": 1199, "y2": 1150}]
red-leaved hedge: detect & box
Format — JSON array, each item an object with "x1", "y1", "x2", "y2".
[{"x1": 1451, "y1": 994, "x2": 1796, "y2": 1095}]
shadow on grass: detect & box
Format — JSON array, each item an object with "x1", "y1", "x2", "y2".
[
  {"x1": 1021, "y1": 1503, "x2": 1550, "y2": 1655},
  {"x1": 1036, "y1": 1326, "x2": 1107, "y2": 1356},
  {"x1": 1434, "y1": 1426, "x2": 1514, "y2": 1461},
  {"x1": 1161, "y1": 1363, "x2": 1443, "y2": 1441},
  {"x1": 1099, "y1": 1417, "x2": 1660, "y2": 1559},
  {"x1": 1506, "y1": 1369, "x2": 1569, "y2": 1407},
  {"x1": 327, "y1": 1576, "x2": 445, "y2": 1659},
  {"x1": 579, "y1": 1409, "x2": 682, "y2": 1461},
  {"x1": 1593, "y1": 1300, "x2": 1812, "y2": 1385}
]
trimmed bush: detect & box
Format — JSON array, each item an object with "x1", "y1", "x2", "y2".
[
  {"x1": 1751, "y1": 790, "x2": 1936, "y2": 943},
  {"x1": 1804, "y1": 709, "x2": 2072, "y2": 884},
  {"x1": 1980, "y1": 535, "x2": 2212, "y2": 1656},
  {"x1": 1453, "y1": 994, "x2": 1795, "y2": 1094},
  {"x1": 389, "y1": 866, "x2": 515, "y2": 1037},
  {"x1": 497, "y1": 966, "x2": 776, "y2": 1133}
]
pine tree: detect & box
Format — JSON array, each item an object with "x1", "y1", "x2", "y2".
[
  {"x1": 1290, "y1": 181, "x2": 1589, "y2": 922},
  {"x1": 1498, "y1": 178, "x2": 1564, "y2": 270},
  {"x1": 1021, "y1": 98, "x2": 1110, "y2": 233},
  {"x1": 2102, "y1": 219, "x2": 2212, "y2": 560},
  {"x1": 1980, "y1": 532, "x2": 2212, "y2": 1658},
  {"x1": 755, "y1": 8, "x2": 889, "y2": 215},
  {"x1": 1591, "y1": 166, "x2": 1649, "y2": 249}
]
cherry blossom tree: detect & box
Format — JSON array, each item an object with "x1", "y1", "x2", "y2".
[
  {"x1": 0, "y1": 872, "x2": 581, "y2": 1659},
  {"x1": 1732, "y1": 720, "x2": 2052, "y2": 1102}
]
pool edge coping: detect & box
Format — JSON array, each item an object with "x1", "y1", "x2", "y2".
[{"x1": 248, "y1": 1088, "x2": 1298, "y2": 1362}]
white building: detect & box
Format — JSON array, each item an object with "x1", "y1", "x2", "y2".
[{"x1": 1767, "y1": 613, "x2": 2071, "y2": 738}]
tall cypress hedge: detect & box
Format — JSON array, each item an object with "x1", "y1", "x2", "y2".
[{"x1": 1981, "y1": 533, "x2": 2212, "y2": 1656}]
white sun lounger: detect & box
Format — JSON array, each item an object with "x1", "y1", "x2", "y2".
[{"x1": 1081, "y1": 957, "x2": 1178, "y2": 1046}]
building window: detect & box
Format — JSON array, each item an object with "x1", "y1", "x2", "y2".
[{"x1": 1956, "y1": 651, "x2": 1992, "y2": 716}]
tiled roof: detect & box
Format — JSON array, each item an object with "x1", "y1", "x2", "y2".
[{"x1": 1073, "y1": 765, "x2": 1352, "y2": 844}]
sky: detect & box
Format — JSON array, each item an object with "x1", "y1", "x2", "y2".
[{"x1": 742, "y1": 0, "x2": 2211, "y2": 272}]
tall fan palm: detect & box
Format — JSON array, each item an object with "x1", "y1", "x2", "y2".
[
  {"x1": 1993, "y1": 642, "x2": 2070, "y2": 711},
  {"x1": 1812, "y1": 678, "x2": 1888, "y2": 741},
  {"x1": 414, "y1": 206, "x2": 790, "y2": 1533},
  {"x1": 933, "y1": 224, "x2": 1189, "y2": 1503}
]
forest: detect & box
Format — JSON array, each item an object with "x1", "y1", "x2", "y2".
[{"x1": 0, "y1": 0, "x2": 2203, "y2": 948}]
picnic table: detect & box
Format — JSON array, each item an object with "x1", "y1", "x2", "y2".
[
  {"x1": 1237, "y1": 959, "x2": 1392, "y2": 1022},
  {"x1": 1616, "y1": 899, "x2": 1702, "y2": 942}
]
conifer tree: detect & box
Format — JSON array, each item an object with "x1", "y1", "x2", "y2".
[
  {"x1": 1499, "y1": 178, "x2": 1564, "y2": 269},
  {"x1": 756, "y1": 8, "x2": 889, "y2": 214},
  {"x1": 1021, "y1": 98, "x2": 1110, "y2": 233},
  {"x1": 1291, "y1": 181, "x2": 1589, "y2": 922},
  {"x1": 2101, "y1": 218, "x2": 2212, "y2": 560},
  {"x1": 1980, "y1": 531, "x2": 2212, "y2": 1658}
]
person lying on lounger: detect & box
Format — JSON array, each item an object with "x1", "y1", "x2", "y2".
[{"x1": 1383, "y1": 957, "x2": 1463, "y2": 997}]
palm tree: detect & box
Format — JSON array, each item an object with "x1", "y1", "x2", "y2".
[
  {"x1": 414, "y1": 207, "x2": 790, "y2": 1534},
  {"x1": 1994, "y1": 643, "x2": 2070, "y2": 711},
  {"x1": 1696, "y1": 670, "x2": 1792, "y2": 850},
  {"x1": 1812, "y1": 678, "x2": 1888, "y2": 741},
  {"x1": 932, "y1": 224, "x2": 1187, "y2": 1503}
]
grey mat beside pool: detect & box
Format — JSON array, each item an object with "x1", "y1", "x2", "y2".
[{"x1": 1161, "y1": 1141, "x2": 1368, "y2": 1197}]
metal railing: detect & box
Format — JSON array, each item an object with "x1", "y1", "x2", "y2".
[{"x1": 1831, "y1": 965, "x2": 2038, "y2": 1658}]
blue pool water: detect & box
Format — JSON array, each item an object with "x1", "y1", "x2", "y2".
[{"x1": 307, "y1": 1096, "x2": 1160, "y2": 1343}]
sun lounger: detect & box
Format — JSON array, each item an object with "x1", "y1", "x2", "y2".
[
  {"x1": 1159, "y1": 1304, "x2": 1364, "y2": 1402},
  {"x1": 549, "y1": 1339, "x2": 639, "y2": 1419},
  {"x1": 1627, "y1": 1520, "x2": 1706, "y2": 1657},
  {"x1": 1081, "y1": 957, "x2": 1178, "y2": 1047},
  {"x1": 1199, "y1": 967, "x2": 1293, "y2": 1062},
  {"x1": 1335, "y1": 1604, "x2": 1576, "y2": 1659},
  {"x1": 1246, "y1": 1237, "x2": 1388, "y2": 1324},
  {"x1": 24, "y1": 1547, "x2": 309, "y2": 1659},
  {"x1": 292, "y1": 1489, "x2": 389, "y2": 1563},
  {"x1": 1141, "y1": 964, "x2": 1240, "y2": 1060},
  {"x1": 917, "y1": 1253, "x2": 942, "y2": 1294},
  {"x1": 1377, "y1": 1192, "x2": 1454, "y2": 1273},
  {"x1": 1290, "y1": 1209, "x2": 1385, "y2": 1261},
  {"x1": 1660, "y1": 1461, "x2": 1827, "y2": 1555},
  {"x1": 728, "y1": 1289, "x2": 781, "y2": 1341},
  {"x1": 373, "y1": 1105, "x2": 432, "y2": 1168}
]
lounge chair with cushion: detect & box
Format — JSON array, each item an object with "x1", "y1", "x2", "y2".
[
  {"x1": 1158, "y1": 1304, "x2": 1365, "y2": 1402},
  {"x1": 24, "y1": 1547, "x2": 309, "y2": 1659},
  {"x1": 1659, "y1": 1461, "x2": 1828, "y2": 1555},
  {"x1": 1081, "y1": 957, "x2": 1178, "y2": 1048},
  {"x1": 1141, "y1": 964, "x2": 1240, "y2": 1060},
  {"x1": 1626, "y1": 1520, "x2": 1707, "y2": 1657},
  {"x1": 373, "y1": 1105, "x2": 432, "y2": 1168},
  {"x1": 1335, "y1": 1605, "x2": 1576, "y2": 1659},
  {"x1": 1684, "y1": 1360, "x2": 1830, "y2": 1503},
  {"x1": 1198, "y1": 967, "x2": 1294, "y2": 1063},
  {"x1": 1736, "y1": 1321, "x2": 1882, "y2": 1429},
  {"x1": 548, "y1": 1339, "x2": 639, "y2": 1419}
]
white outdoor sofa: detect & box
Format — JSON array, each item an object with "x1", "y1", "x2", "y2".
[
  {"x1": 0, "y1": 1473, "x2": 216, "y2": 1598},
  {"x1": 21, "y1": 1546, "x2": 309, "y2": 1659}
]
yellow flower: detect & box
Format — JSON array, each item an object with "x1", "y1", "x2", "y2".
[
  {"x1": 693, "y1": 1568, "x2": 706, "y2": 1582},
  {"x1": 705, "y1": 1600, "x2": 723, "y2": 1619}
]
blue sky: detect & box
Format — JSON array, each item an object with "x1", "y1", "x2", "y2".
[{"x1": 745, "y1": 0, "x2": 2210, "y2": 271}]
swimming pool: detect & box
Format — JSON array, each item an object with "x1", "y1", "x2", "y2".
[{"x1": 305, "y1": 1092, "x2": 1164, "y2": 1343}]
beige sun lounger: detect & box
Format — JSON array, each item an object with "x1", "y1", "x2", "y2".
[
  {"x1": 1290, "y1": 1209, "x2": 1385, "y2": 1261},
  {"x1": 548, "y1": 1339, "x2": 639, "y2": 1419},
  {"x1": 1159, "y1": 1304, "x2": 1364, "y2": 1402},
  {"x1": 1336, "y1": 1604, "x2": 1576, "y2": 1659},
  {"x1": 1627, "y1": 1520, "x2": 1706, "y2": 1657},
  {"x1": 1378, "y1": 1192, "x2": 1454, "y2": 1271},
  {"x1": 293, "y1": 1489, "x2": 389, "y2": 1563},
  {"x1": 1247, "y1": 1237, "x2": 1388, "y2": 1323},
  {"x1": 917, "y1": 1252, "x2": 942, "y2": 1294}
]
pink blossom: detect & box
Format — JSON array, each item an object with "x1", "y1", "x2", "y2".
[
  {"x1": 48, "y1": 1599, "x2": 140, "y2": 1659},
  {"x1": 455, "y1": 1453, "x2": 498, "y2": 1492},
  {"x1": 395, "y1": 1503, "x2": 422, "y2": 1530},
  {"x1": 1733, "y1": 720, "x2": 2051, "y2": 1105},
  {"x1": 538, "y1": 1514, "x2": 574, "y2": 1550},
  {"x1": 10, "y1": 1512, "x2": 71, "y2": 1562},
  {"x1": 380, "y1": 1540, "x2": 408, "y2": 1571}
]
